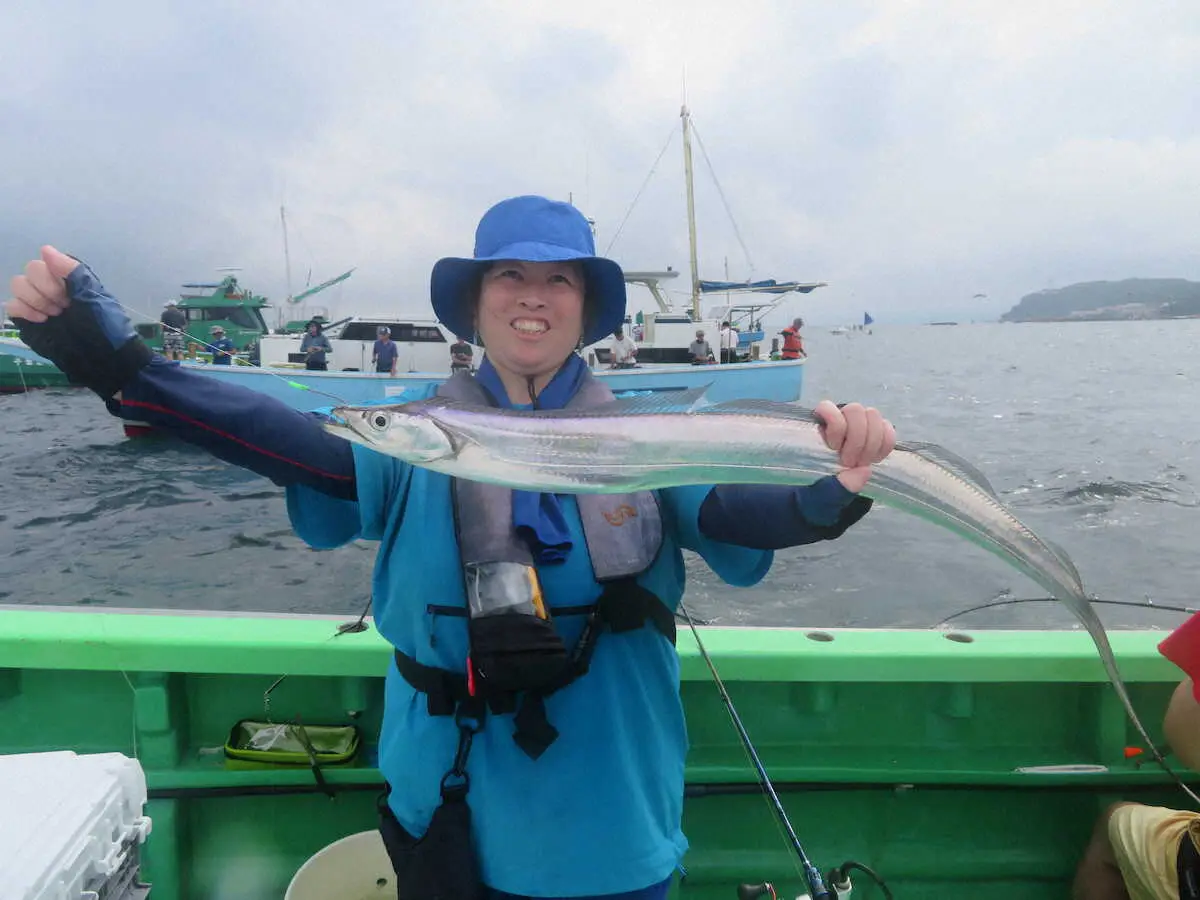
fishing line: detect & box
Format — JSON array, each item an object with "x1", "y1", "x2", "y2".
[
  {"x1": 104, "y1": 294, "x2": 352, "y2": 407},
  {"x1": 16, "y1": 354, "x2": 29, "y2": 398}
]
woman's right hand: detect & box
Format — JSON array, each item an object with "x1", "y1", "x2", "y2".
[
  {"x1": 7, "y1": 246, "x2": 79, "y2": 322},
  {"x1": 7, "y1": 246, "x2": 153, "y2": 399}
]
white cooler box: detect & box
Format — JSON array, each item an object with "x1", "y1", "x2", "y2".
[{"x1": 0, "y1": 751, "x2": 153, "y2": 900}]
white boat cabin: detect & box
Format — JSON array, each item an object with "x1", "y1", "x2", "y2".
[{"x1": 258, "y1": 317, "x2": 469, "y2": 374}]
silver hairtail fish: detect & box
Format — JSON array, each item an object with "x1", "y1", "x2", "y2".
[{"x1": 323, "y1": 389, "x2": 1160, "y2": 767}]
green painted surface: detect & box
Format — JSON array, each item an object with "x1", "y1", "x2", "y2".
[
  {"x1": 0, "y1": 606, "x2": 1193, "y2": 899},
  {"x1": 0, "y1": 349, "x2": 72, "y2": 391}
]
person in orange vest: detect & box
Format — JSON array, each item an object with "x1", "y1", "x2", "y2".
[{"x1": 780, "y1": 317, "x2": 806, "y2": 360}]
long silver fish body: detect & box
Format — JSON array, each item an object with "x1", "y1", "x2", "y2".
[{"x1": 325, "y1": 393, "x2": 1157, "y2": 760}]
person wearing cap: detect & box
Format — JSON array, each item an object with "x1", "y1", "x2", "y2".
[
  {"x1": 208, "y1": 325, "x2": 235, "y2": 365},
  {"x1": 300, "y1": 319, "x2": 332, "y2": 371},
  {"x1": 1073, "y1": 613, "x2": 1200, "y2": 900},
  {"x1": 372, "y1": 325, "x2": 398, "y2": 375},
  {"x1": 7, "y1": 197, "x2": 895, "y2": 900},
  {"x1": 160, "y1": 299, "x2": 186, "y2": 361}
]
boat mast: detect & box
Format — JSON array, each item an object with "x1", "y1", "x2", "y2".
[
  {"x1": 280, "y1": 205, "x2": 293, "y2": 330},
  {"x1": 680, "y1": 105, "x2": 701, "y2": 322}
]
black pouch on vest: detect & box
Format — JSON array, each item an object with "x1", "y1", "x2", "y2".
[
  {"x1": 464, "y1": 560, "x2": 569, "y2": 695},
  {"x1": 468, "y1": 612, "x2": 568, "y2": 695},
  {"x1": 377, "y1": 783, "x2": 483, "y2": 900}
]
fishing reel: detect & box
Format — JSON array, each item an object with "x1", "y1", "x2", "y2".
[
  {"x1": 737, "y1": 862, "x2": 867, "y2": 899},
  {"x1": 736, "y1": 860, "x2": 895, "y2": 899}
]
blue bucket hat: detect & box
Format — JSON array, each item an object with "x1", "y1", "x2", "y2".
[{"x1": 430, "y1": 195, "x2": 627, "y2": 346}]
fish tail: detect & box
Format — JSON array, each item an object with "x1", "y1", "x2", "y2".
[{"x1": 1079, "y1": 601, "x2": 1200, "y2": 808}]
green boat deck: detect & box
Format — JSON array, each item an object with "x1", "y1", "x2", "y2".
[{"x1": 1, "y1": 606, "x2": 1192, "y2": 899}]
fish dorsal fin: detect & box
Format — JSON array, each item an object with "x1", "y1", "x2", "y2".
[
  {"x1": 553, "y1": 385, "x2": 715, "y2": 418},
  {"x1": 693, "y1": 398, "x2": 822, "y2": 421},
  {"x1": 895, "y1": 440, "x2": 1000, "y2": 500},
  {"x1": 1043, "y1": 535, "x2": 1085, "y2": 592},
  {"x1": 423, "y1": 386, "x2": 715, "y2": 420}
]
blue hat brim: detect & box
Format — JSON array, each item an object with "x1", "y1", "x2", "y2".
[{"x1": 431, "y1": 242, "x2": 627, "y2": 347}]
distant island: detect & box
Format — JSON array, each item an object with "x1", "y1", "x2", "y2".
[{"x1": 1000, "y1": 278, "x2": 1200, "y2": 323}]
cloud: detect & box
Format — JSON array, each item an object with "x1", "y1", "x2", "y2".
[{"x1": 2, "y1": 0, "x2": 1198, "y2": 326}]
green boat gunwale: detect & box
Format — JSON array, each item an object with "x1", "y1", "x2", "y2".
[{"x1": 0, "y1": 605, "x2": 1182, "y2": 682}]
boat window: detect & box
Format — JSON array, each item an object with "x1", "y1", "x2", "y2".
[
  {"x1": 395, "y1": 325, "x2": 446, "y2": 343},
  {"x1": 339, "y1": 322, "x2": 446, "y2": 342},
  {"x1": 224, "y1": 307, "x2": 262, "y2": 328},
  {"x1": 185, "y1": 307, "x2": 260, "y2": 328}
]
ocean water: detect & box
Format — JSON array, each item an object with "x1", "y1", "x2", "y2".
[{"x1": 2, "y1": 319, "x2": 1198, "y2": 633}]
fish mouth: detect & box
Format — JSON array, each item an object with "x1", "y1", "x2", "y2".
[{"x1": 322, "y1": 413, "x2": 365, "y2": 444}]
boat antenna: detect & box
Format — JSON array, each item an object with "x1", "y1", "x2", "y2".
[{"x1": 281, "y1": 205, "x2": 293, "y2": 331}]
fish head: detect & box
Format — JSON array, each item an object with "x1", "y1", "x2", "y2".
[{"x1": 324, "y1": 404, "x2": 455, "y2": 462}]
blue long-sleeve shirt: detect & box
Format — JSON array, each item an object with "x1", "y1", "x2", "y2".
[{"x1": 107, "y1": 358, "x2": 872, "y2": 549}]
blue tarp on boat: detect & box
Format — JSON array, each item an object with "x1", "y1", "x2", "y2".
[{"x1": 698, "y1": 279, "x2": 824, "y2": 295}]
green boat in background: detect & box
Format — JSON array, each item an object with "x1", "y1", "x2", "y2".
[
  {"x1": 0, "y1": 340, "x2": 73, "y2": 391},
  {"x1": 1, "y1": 604, "x2": 1193, "y2": 900},
  {"x1": 132, "y1": 274, "x2": 272, "y2": 355},
  {"x1": 0, "y1": 277, "x2": 272, "y2": 392}
]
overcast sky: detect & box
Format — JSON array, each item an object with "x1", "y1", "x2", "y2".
[{"x1": 3, "y1": 1, "x2": 1197, "y2": 326}]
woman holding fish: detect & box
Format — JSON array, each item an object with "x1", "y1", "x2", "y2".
[{"x1": 7, "y1": 195, "x2": 896, "y2": 899}]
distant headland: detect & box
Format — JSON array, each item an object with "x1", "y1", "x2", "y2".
[{"x1": 1000, "y1": 278, "x2": 1200, "y2": 322}]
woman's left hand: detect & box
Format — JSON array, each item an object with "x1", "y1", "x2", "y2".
[{"x1": 813, "y1": 400, "x2": 896, "y2": 493}]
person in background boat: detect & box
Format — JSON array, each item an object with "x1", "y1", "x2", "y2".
[
  {"x1": 1073, "y1": 612, "x2": 1200, "y2": 900},
  {"x1": 6, "y1": 196, "x2": 897, "y2": 900},
  {"x1": 299, "y1": 320, "x2": 332, "y2": 371},
  {"x1": 608, "y1": 326, "x2": 637, "y2": 369},
  {"x1": 372, "y1": 325, "x2": 398, "y2": 376},
  {"x1": 719, "y1": 320, "x2": 739, "y2": 364},
  {"x1": 688, "y1": 328, "x2": 714, "y2": 365},
  {"x1": 208, "y1": 325, "x2": 234, "y2": 365},
  {"x1": 780, "y1": 317, "x2": 806, "y2": 360},
  {"x1": 450, "y1": 335, "x2": 475, "y2": 373},
  {"x1": 160, "y1": 300, "x2": 186, "y2": 361}
]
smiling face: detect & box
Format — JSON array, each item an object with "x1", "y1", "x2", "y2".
[{"x1": 474, "y1": 259, "x2": 585, "y2": 402}]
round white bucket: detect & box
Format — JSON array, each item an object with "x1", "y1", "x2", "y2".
[{"x1": 285, "y1": 830, "x2": 397, "y2": 900}]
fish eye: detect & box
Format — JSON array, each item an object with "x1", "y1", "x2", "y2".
[{"x1": 368, "y1": 413, "x2": 389, "y2": 431}]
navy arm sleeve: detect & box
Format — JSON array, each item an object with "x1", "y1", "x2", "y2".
[
  {"x1": 698, "y1": 477, "x2": 873, "y2": 550},
  {"x1": 106, "y1": 358, "x2": 357, "y2": 500}
]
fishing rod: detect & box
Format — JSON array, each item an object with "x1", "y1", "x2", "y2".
[
  {"x1": 677, "y1": 600, "x2": 893, "y2": 900},
  {"x1": 935, "y1": 596, "x2": 1197, "y2": 628}
]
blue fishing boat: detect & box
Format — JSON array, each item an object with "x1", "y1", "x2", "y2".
[{"x1": 170, "y1": 355, "x2": 806, "y2": 412}]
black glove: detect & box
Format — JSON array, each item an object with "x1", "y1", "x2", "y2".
[{"x1": 13, "y1": 259, "x2": 154, "y2": 400}]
